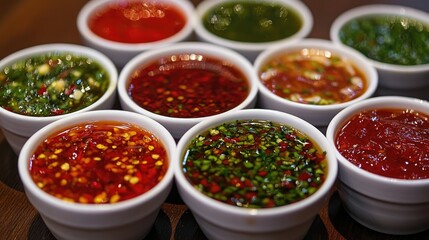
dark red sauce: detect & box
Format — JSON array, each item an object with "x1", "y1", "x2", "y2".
[
  {"x1": 88, "y1": 1, "x2": 186, "y2": 43},
  {"x1": 335, "y1": 109, "x2": 429, "y2": 179},
  {"x1": 29, "y1": 121, "x2": 168, "y2": 203},
  {"x1": 127, "y1": 54, "x2": 250, "y2": 118}
]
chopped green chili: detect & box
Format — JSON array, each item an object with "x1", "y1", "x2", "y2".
[
  {"x1": 182, "y1": 120, "x2": 327, "y2": 208},
  {"x1": 0, "y1": 53, "x2": 110, "y2": 116},
  {"x1": 339, "y1": 15, "x2": 429, "y2": 65}
]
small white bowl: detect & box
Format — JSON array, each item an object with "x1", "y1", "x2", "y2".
[
  {"x1": 77, "y1": 0, "x2": 196, "y2": 67},
  {"x1": 175, "y1": 109, "x2": 338, "y2": 240},
  {"x1": 254, "y1": 38, "x2": 378, "y2": 126},
  {"x1": 326, "y1": 96, "x2": 429, "y2": 235},
  {"x1": 330, "y1": 4, "x2": 429, "y2": 89},
  {"x1": 194, "y1": 0, "x2": 313, "y2": 62},
  {"x1": 0, "y1": 43, "x2": 117, "y2": 155},
  {"x1": 117, "y1": 42, "x2": 258, "y2": 139},
  {"x1": 18, "y1": 110, "x2": 176, "y2": 240}
]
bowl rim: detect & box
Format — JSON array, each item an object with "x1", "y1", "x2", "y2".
[
  {"x1": 330, "y1": 4, "x2": 429, "y2": 73},
  {"x1": 117, "y1": 41, "x2": 259, "y2": 124},
  {"x1": 326, "y1": 96, "x2": 429, "y2": 186},
  {"x1": 0, "y1": 43, "x2": 118, "y2": 122},
  {"x1": 174, "y1": 108, "x2": 338, "y2": 217},
  {"x1": 76, "y1": 0, "x2": 196, "y2": 52},
  {"x1": 253, "y1": 38, "x2": 378, "y2": 111},
  {"x1": 194, "y1": 0, "x2": 313, "y2": 52},
  {"x1": 18, "y1": 109, "x2": 176, "y2": 213}
]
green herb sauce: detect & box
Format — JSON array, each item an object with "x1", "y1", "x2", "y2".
[
  {"x1": 182, "y1": 120, "x2": 327, "y2": 208},
  {"x1": 339, "y1": 15, "x2": 429, "y2": 65},
  {"x1": 0, "y1": 53, "x2": 110, "y2": 116},
  {"x1": 203, "y1": 1, "x2": 302, "y2": 43}
]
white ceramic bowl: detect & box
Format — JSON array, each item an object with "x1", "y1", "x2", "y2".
[
  {"x1": 118, "y1": 42, "x2": 258, "y2": 139},
  {"x1": 194, "y1": 0, "x2": 313, "y2": 62},
  {"x1": 0, "y1": 43, "x2": 117, "y2": 155},
  {"x1": 18, "y1": 110, "x2": 176, "y2": 240},
  {"x1": 77, "y1": 0, "x2": 196, "y2": 67},
  {"x1": 330, "y1": 4, "x2": 429, "y2": 89},
  {"x1": 174, "y1": 109, "x2": 338, "y2": 240},
  {"x1": 254, "y1": 38, "x2": 378, "y2": 126},
  {"x1": 326, "y1": 96, "x2": 429, "y2": 235}
]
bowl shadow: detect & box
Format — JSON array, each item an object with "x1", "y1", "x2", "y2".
[
  {"x1": 0, "y1": 139, "x2": 24, "y2": 192},
  {"x1": 328, "y1": 191, "x2": 429, "y2": 240}
]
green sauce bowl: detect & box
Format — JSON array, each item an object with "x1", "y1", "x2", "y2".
[
  {"x1": 330, "y1": 4, "x2": 429, "y2": 89},
  {"x1": 0, "y1": 44, "x2": 118, "y2": 154},
  {"x1": 195, "y1": 0, "x2": 313, "y2": 62}
]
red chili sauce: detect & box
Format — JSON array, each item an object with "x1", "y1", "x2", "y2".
[
  {"x1": 335, "y1": 109, "x2": 429, "y2": 179},
  {"x1": 128, "y1": 54, "x2": 250, "y2": 118},
  {"x1": 259, "y1": 49, "x2": 367, "y2": 105},
  {"x1": 29, "y1": 121, "x2": 168, "y2": 203},
  {"x1": 88, "y1": 1, "x2": 186, "y2": 43}
]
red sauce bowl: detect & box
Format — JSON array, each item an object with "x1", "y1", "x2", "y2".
[
  {"x1": 18, "y1": 110, "x2": 176, "y2": 240},
  {"x1": 326, "y1": 96, "x2": 429, "y2": 235},
  {"x1": 118, "y1": 42, "x2": 259, "y2": 139},
  {"x1": 77, "y1": 0, "x2": 195, "y2": 67}
]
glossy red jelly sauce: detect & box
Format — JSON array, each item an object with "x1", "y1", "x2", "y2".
[
  {"x1": 88, "y1": 1, "x2": 186, "y2": 43},
  {"x1": 335, "y1": 108, "x2": 429, "y2": 179}
]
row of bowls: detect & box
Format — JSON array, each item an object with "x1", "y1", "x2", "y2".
[
  {"x1": 0, "y1": 39, "x2": 380, "y2": 153},
  {"x1": 0, "y1": 0, "x2": 428, "y2": 239},
  {"x1": 77, "y1": 0, "x2": 429, "y2": 89},
  {"x1": 14, "y1": 97, "x2": 429, "y2": 239},
  {"x1": 15, "y1": 97, "x2": 429, "y2": 240}
]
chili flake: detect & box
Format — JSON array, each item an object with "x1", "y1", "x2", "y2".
[
  {"x1": 182, "y1": 120, "x2": 327, "y2": 208},
  {"x1": 29, "y1": 121, "x2": 168, "y2": 204},
  {"x1": 127, "y1": 54, "x2": 249, "y2": 118}
]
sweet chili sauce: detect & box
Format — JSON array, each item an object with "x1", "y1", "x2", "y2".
[
  {"x1": 335, "y1": 109, "x2": 429, "y2": 179},
  {"x1": 88, "y1": 1, "x2": 186, "y2": 43},
  {"x1": 259, "y1": 49, "x2": 367, "y2": 105},
  {"x1": 127, "y1": 54, "x2": 249, "y2": 118},
  {"x1": 29, "y1": 121, "x2": 168, "y2": 203}
]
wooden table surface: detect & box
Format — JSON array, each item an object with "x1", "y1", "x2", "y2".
[{"x1": 1, "y1": 1, "x2": 428, "y2": 239}]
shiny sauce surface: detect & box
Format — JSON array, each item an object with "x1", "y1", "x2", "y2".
[
  {"x1": 259, "y1": 49, "x2": 368, "y2": 105},
  {"x1": 335, "y1": 109, "x2": 429, "y2": 179},
  {"x1": 29, "y1": 121, "x2": 168, "y2": 203},
  {"x1": 89, "y1": 1, "x2": 186, "y2": 43},
  {"x1": 128, "y1": 53, "x2": 249, "y2": 118}
]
